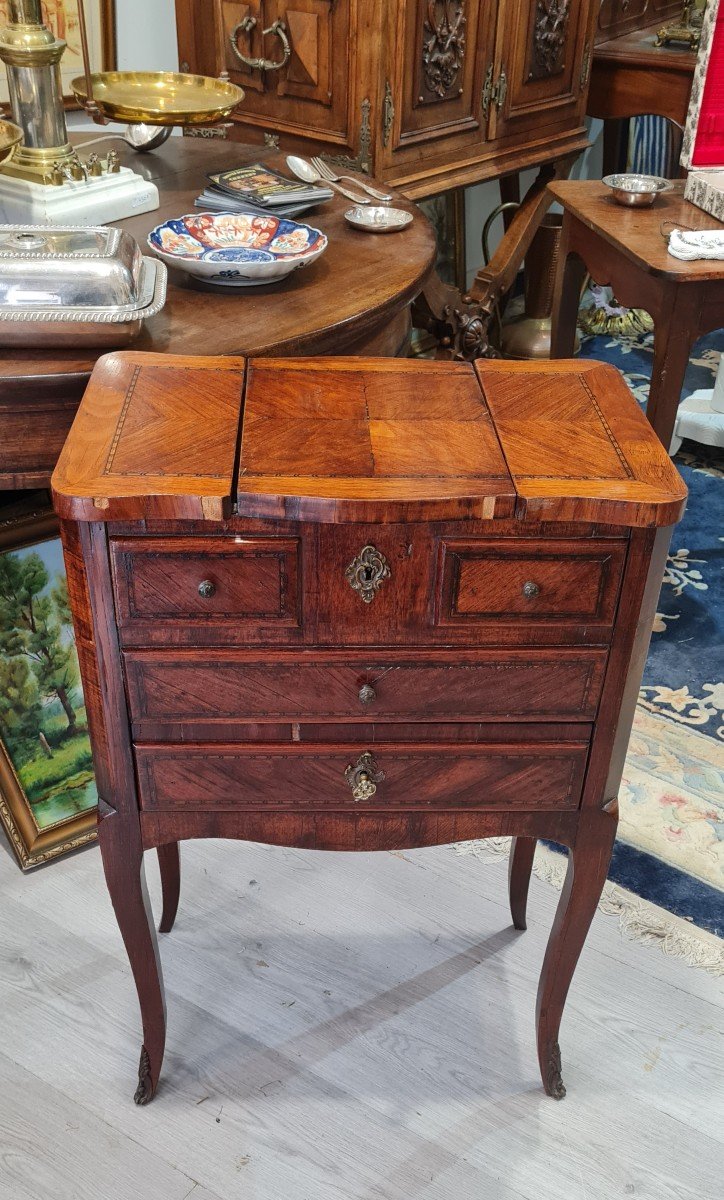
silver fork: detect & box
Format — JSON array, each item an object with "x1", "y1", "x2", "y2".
[{"x1": 311, "y1": 157, "x2": 393, "y2": 203}]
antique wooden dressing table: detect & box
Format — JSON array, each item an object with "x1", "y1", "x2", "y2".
[{"x1": 52, "y1": 353, "x2": 686, "y2": 1105}]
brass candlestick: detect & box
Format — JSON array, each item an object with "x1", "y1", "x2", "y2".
[{"x1": 0, "y1": 0, "x2": 77, "y2": 183}]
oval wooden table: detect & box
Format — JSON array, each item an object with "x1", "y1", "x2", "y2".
[{"x1": 0, "y1": 137, "x2": 436, "y2": 490}]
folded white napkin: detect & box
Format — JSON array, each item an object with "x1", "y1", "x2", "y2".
[{"x1": 667, "y1": 229, "x2": 724, "y2": 260}]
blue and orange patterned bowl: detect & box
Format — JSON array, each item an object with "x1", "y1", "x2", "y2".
[{"x1": 147, "y1": 211, "x2": 328, "y2": 287}]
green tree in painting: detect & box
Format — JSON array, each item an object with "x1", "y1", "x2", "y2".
[
  {"x1": 0, "y1": 550, "x2": 79, "y2": 734},
  {"x1": 0, "y1": 655, "x2": 42, "y2": 758},
  {"x1": 51, "y1": 574, "x2": 72, "y2": 629}
]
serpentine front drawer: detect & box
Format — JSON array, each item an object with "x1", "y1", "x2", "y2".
[
  {"x1": 133, "y1": 741, "x2": 590, "y2": 813},
  {"x1": 123, "y1": 648, "x2": 609, "y2": 736},
  {"x1": 110, "y1": 528, "x2": 626, "y2": 648}
]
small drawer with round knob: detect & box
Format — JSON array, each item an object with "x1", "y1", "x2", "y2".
[
  {"x1": 438, "y1": 538, "x2": 626, "y2": 633},
  {"x1": 110, "y1": 535, "x2": 302, "y2": 645}
]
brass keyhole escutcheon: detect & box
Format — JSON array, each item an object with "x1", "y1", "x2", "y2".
[
  {"x1": 345, "y1": 545, "x2": 391, "y2": 604},
  {"x1": 345, "y1": 752, "x2": 385, "y2": 802}
]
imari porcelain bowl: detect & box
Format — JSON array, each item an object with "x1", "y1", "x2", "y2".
[{"x1": 147, "y1": 212, "x2": 328, "y2": 287}]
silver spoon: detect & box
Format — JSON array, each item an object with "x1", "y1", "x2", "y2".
[
  {"x1": 286, "y1": 155, "x2": 370, "y2": 204},
  {"x1": 75, "y1": 124, "x2": 174, "y2": 156}
]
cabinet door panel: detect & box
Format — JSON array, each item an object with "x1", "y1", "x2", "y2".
[
  {"x1": 275, "y1": 2, "x2": 333, "y2": 107},
  {"x1": 256, "y1": 0, "x2": 350, "y2": 132},
  {"x1": 382, "y1": 0, "x2": 496, "y2": 164},
  {"x1": 493, "y1": 0, "x2": 592, "y2": 140}
]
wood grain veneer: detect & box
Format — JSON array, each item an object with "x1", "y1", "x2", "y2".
[{"x1": 52, "y1": 351, "x2": 686, "y2": 1108}]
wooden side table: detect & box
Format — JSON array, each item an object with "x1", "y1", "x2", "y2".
[
  {"x1": 52, "y1": 353, "x2": 685, "y2": 1106},
  {"x1": 588, "y1": 22, "x2": 696, "y2": 175},
  {"x1": 549, "y1": 179, "x2": 724, "y2": 450}
]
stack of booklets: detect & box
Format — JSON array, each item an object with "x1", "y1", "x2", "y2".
[{"x1": 195, "y1": 163, "x2": 333, "y2": 219}]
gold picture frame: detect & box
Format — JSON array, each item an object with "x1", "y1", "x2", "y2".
[
  {"x1": 0, "y1": 1, "x2": 117, "y2": 109},
  {"x1": 0, "y1": 501, "x2": 97, "y2": 871}
]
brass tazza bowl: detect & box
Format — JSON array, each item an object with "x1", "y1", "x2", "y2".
[
  {"x1": 0, "y1": 119, "x2": 23, "y2": 165},
  {"x1": 70, "y1": 71, "x2": 244, "y2": 127}
]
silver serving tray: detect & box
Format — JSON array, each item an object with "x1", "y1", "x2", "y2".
[{"x1": 0, "y1": 255, "x2": 168, "y2": 347}]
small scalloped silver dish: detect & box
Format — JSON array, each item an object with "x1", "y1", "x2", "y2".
[
  {"x1": 0, "y1": 225, "x2": 167, "y2": 347},
  {"x1": 344, "y1": 205, "x2": 413, "y2": 232},
  {"x1": 601, "y1": 174, "x2": 672, "y2": 207}
]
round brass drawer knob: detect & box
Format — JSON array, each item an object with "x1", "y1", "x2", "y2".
[
  {"x1": 198, "y1": 579, "x2": 216, "y2": 599},
  {"x1": 522, "y1": 580, "x2": 540, "y2": 599},
  {"x1": 358, "y1": 683, "x2": 376, "y2": 705}
]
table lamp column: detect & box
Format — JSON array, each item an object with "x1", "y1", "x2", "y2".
[{"x1": 0, "y1": 0, "x2": 75, "y2": 182}]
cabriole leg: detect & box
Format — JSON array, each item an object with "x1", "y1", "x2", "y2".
[
  {"x1": 157, "y1": 842, "x2": 181, "y2": 934},
  {"x1": 536, "y1": 802, "x2": 618, "y2": 1099},
  {"x1": 508, "y1": 836, "x2": 536, "y2": 931},
  {"x1": 99, "y1": 815, "x2": 167, "y2": 1104}
]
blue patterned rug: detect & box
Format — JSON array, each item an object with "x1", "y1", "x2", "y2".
[{"x1": 576, "y1": 330, "x2": 724, "y2": 936}]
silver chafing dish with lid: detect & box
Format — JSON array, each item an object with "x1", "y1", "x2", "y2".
[{"x1": 0, "y1": 224, "x2": 167, "y2": 346}]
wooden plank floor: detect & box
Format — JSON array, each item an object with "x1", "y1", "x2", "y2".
[{"x1": 0, "y1": 834, "x2": 722, "y2": 1200}]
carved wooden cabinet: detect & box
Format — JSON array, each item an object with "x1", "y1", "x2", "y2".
[
  {"x1": 174, "y1": 0, "x2": 601, "y2": 195},
  {"x1": 53, "y1": 353, "x2": 686, "y2": 1106}
]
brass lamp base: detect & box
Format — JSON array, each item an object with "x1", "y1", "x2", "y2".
[
  {"x1": 0, "y1": 167, "x2": 159, "y2": 224},
  {"x1": 0, "y1": 141, "x2": 77, "y2": 184}
]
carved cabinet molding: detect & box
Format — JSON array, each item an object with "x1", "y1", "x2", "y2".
[
  {"x1": 175, "y1": 0, "x2": 601, "y2": 196},
  {"x1": 421, "y1": 0, "x2": 468, "y2": 101},
  {"x1": 529, "y1": 0, "x2": 571, "y2": 80}
]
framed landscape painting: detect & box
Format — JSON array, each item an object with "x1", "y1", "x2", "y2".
[{"x1": 0, "y1": 503, "x2": 97, "y2": 870}]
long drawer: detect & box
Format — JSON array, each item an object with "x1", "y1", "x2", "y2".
[
  {"x1": 124, "y1": 648, "x2": 608, "y2": 734},
  {"x1": 110, "y1": 532, "x2": 627, "y2": 647},
  {"x1": 134, "y1": 741, "x2": 590, "y2": 813}
]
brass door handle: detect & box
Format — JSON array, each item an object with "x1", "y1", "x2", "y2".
[
  {"x1": 345, "y1": 752, "x2": 384, "y2": 802},
  {"x1": 198, "y1": 579, "x2": 216, "y2": 598},
  {"x1": 358, "y1": 683, "x2": 376, "y2": 705},
  {"x1": 230, "y1": 16, "x2": 291, "y2": 72},
  {"x1": 522, "y1": 580, "x2": 540, "y2": 599}
]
